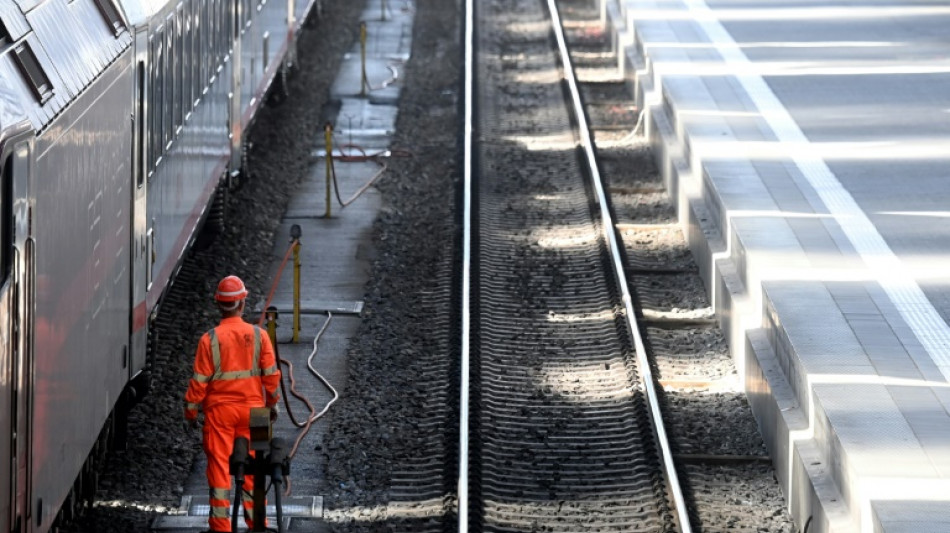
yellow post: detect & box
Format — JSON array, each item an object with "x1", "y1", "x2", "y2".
[
  {"x1": 265, "y1": 306, "x2": 279, "y2": 347},
  {"x1": 292, "y1": 239, "x2": 301, "y2": 343},
  {"x1": 359, "y1": 22, "x2": 368, "y2": 96},
  {"x1": 324, "y1": 122, "x2": 333, "y2": 218}
]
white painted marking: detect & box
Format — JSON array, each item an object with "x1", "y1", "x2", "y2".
[
  {"x1": 459, "y1": 0, "x2": 474, "y2": 529},
  {"x1": 681, "y1": 0, "x2": 950, "y2": 378}
]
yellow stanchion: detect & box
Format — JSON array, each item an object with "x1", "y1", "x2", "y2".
[
  {"x1": 324, "y1": 123, "x2": 333, "y2": 218},
  {"x1": 265, "y1": 306, "x2": 279, "y2": 347},
  {"x1": 292, "y1": 233, "x2": 301, "y2": 344},
  {"x1": 359, "y1": 22, "x2": 368, "y2": 96}
]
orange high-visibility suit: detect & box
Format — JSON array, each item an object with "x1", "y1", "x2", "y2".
[{"x1": 184, "y1": 316, "x2": 281, "y2": 532}]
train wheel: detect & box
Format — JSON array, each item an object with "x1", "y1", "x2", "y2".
[
  {"x1": 59, "y1": 489, "x2": 74, "y2": 523},
  {"x1": 82, "y1": 469, "x2": 98, "y2": 509},
  {"x1": 209, "y1": 184, "x2": 229, "y2": 235},
  {"x1": 239, "y1": 143, "x2": 253, "y2": 188},
  {"x1": 81, "y1": 449, "x2": 99, "y2": 509},
  {"x1": 193, "y1": 182, "x2": 230, "y2": 253},
  {"x1": 71, "y1": 474, "x2": 83, "y2": 517},
  {"x1": 112, "y1": 395, "x2": 130, "y2": 452},
  {"x1": 305, "y1": 2, "x2": 321, "y2": 27},
  {"x1": 269, "y1": 66, "x2": 290, "y2": 105}
]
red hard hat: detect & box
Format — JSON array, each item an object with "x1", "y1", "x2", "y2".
[{"x1": 215, "y1": 275, "x2": 248, "y2": 302}]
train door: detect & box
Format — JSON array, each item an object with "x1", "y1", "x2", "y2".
[
  {"x1": 131, "y1": 28, "x2": 149, "y2": 378},
  {"x1": 229, "y1": 0, "x2": 244, "y2": 179},
  {"x1": 0, "y1": 134, "x2": 32, "y2": 533},
  {"x1": 0, "y1": 142, "x2": 14, "y2": 533}
]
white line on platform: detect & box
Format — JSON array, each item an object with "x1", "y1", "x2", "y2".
[{"x1": 681, "y1": 0, "x2": 950, "y2": 378}]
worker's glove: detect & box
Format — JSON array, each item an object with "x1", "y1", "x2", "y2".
[
  {"x1": 270, "y1": 404, "x2": 279, "y2": 423},
  {"x1": 184, "y1": 418, "x2": 198, "y2": 431}
]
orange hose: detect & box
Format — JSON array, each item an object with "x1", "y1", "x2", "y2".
[
  {"x1": 256, "y1": 239, "x2": 337, "y2": 498},
  {"x1": 256, "y1": 239, "x2": 299, "y2": 327}
]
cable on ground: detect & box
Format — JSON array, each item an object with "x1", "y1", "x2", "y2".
[
  {"x1": 256, "y1": 240, "x2": 341, "y2": 496},
  {"x1": 325, "y1": 135, "x2": 412, "y2": 208}
]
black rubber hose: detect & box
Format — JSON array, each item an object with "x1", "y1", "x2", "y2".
[
  {"x1": 231, "y1": 490, "x2": 241, "y2": 533},
  {"x1": 230, "y1": 438, "x2": 248, "y2": 533},
  {"x1": 273, "y1": 341, "x2": 313, "y2": 428},
  {"x1": 274, "y1": 480, "x2": 284, "y2": 533}
]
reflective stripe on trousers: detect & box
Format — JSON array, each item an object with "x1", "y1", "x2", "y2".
[{"x1": 202, "y1": 403, "x2": 267, "y2": 532}]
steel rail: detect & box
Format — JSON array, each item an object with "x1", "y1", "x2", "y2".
[
  {"x1": 543, "y1": 0, "x2": 693, "y2": 530},
  {"x1": 458, "y1": 0, "x2": 475, "y2": 528}
]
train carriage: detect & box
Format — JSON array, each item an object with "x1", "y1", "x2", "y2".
[{"x1": 0, "y1": 0, "x2": 317, "y2": 530}]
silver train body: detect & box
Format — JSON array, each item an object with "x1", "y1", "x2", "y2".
[{"x1": 0, "y1": 0, "x2": 318, "y2": 530}]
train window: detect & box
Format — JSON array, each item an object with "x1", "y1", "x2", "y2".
[
  {"x1": 200, "y1": 0, "x2": 208, "y2": 88},
  {"x1": 164, "y1": 16, "x2": 174, "y2": 149},
  {"x1": 188, "y1": 0, "x2": 198, "y2": 106},
  {"x1": 0, "y1": 155, "x2": 10, "y2": 283},
  {"x1": 174, "y1": 8, "x2": 183, "y2": 132},
  {"x1": 13, "y1": 42, "x2": 53, "y2": 104},
  {"x1": 150, "y1": 28, "x2": 164, "y2": 169},
  {"x1": 227, "y1": 0, "x2": 234, "y2": 52},
  {"x1": 233, "y1": 0, "x2": 239, "y2": 35},
  {"x1": 221, "y1": 0, "x2": 230, "y2": 58},
  {"x1": 196, "y1": 1, "x2": 202, "y2": 101},
  {"x1": 207, "y1": 0, "x2": 215, "y2": 80},
  {"x1": 137, "y1": 61, "x2": 146, "y2": 186},
  {"x1": 212, "y1": 0, "x2": 219, "y2": 73},
  {"x1": 233, "y1": 0, "x2": 241, "y2": 39},
  {"x1": 148, "y1": 35, "x2": 155, "y2": 169},
  {"x1": 224, "y1": 0, "x2": 230, "y2": 57},
  {"x1": 194, "y1": 2, "x2": 201, "y2": 96},
  {"x1": 196, "y1": 0, "x2": 203, "y2": 87},
  {"x1": 204, "y1": 0, "x2": 211, "y2": 77},
  {"x1": 0, "y1": 17, "x2": 10, "y2": 46},
  {"x1": 92, "y1": 0, "x2": 127, "y2": 36},
  {"x1": 212, "y1": 0, "x2": 220, "y2": 69},
  {"x1": 182, "y1": 6, "x2": 190, "y2": 115},
  {"x1": 185, "y1": 2, "x2": 198, "y2": 110}
]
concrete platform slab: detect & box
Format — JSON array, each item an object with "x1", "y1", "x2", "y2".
[{"x1": 608, "y1": 0, "x2": 950, "y2": 530}]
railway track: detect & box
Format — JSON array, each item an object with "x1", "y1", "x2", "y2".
[
  {"x1": 460, "y1": 0, "x2": 686, "y2": 530},
  {"x1": 557, "y1": 0, "x2": 794, "y2": 531},
  {"x1": 457, "y1": 0, "x2": 795, "y2": 531},
  {"x1": 82, "y1": 0, "x2": 796, "y2": 530}
]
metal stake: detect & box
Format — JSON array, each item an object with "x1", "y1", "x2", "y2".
[
  {"x1": 324, "y1": 123, "x2": 333, "y2": 218},
  {"x1": 359, "y1": 22, "x2": 368, "y2": 96},
  {"x1": 291, "y1": 225, "x2": 302, "y2": 343}
]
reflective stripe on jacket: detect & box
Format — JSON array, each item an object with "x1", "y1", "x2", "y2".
[{"x1": 184, "y1": 316, "x2": 281, "y2": 420}]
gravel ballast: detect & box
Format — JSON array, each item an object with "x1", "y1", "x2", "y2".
[
  {"x1": 78, "y1": 2, "x2": 368, "y2": 530},
  {"x1": 75, "y1": 0, "x2": 796, "y2": 531}
]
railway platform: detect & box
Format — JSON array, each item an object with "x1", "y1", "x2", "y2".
[
  {"x1": 150, "y1": 0, "x2": 413, "y2": 530},
  {"x1": 607, "y1": 0, "x2": 950, "y2": 530}
]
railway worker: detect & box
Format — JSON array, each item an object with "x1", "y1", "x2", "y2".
[{"x1": 183, "y1": 275, "x2": 282, "y2": 533}]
